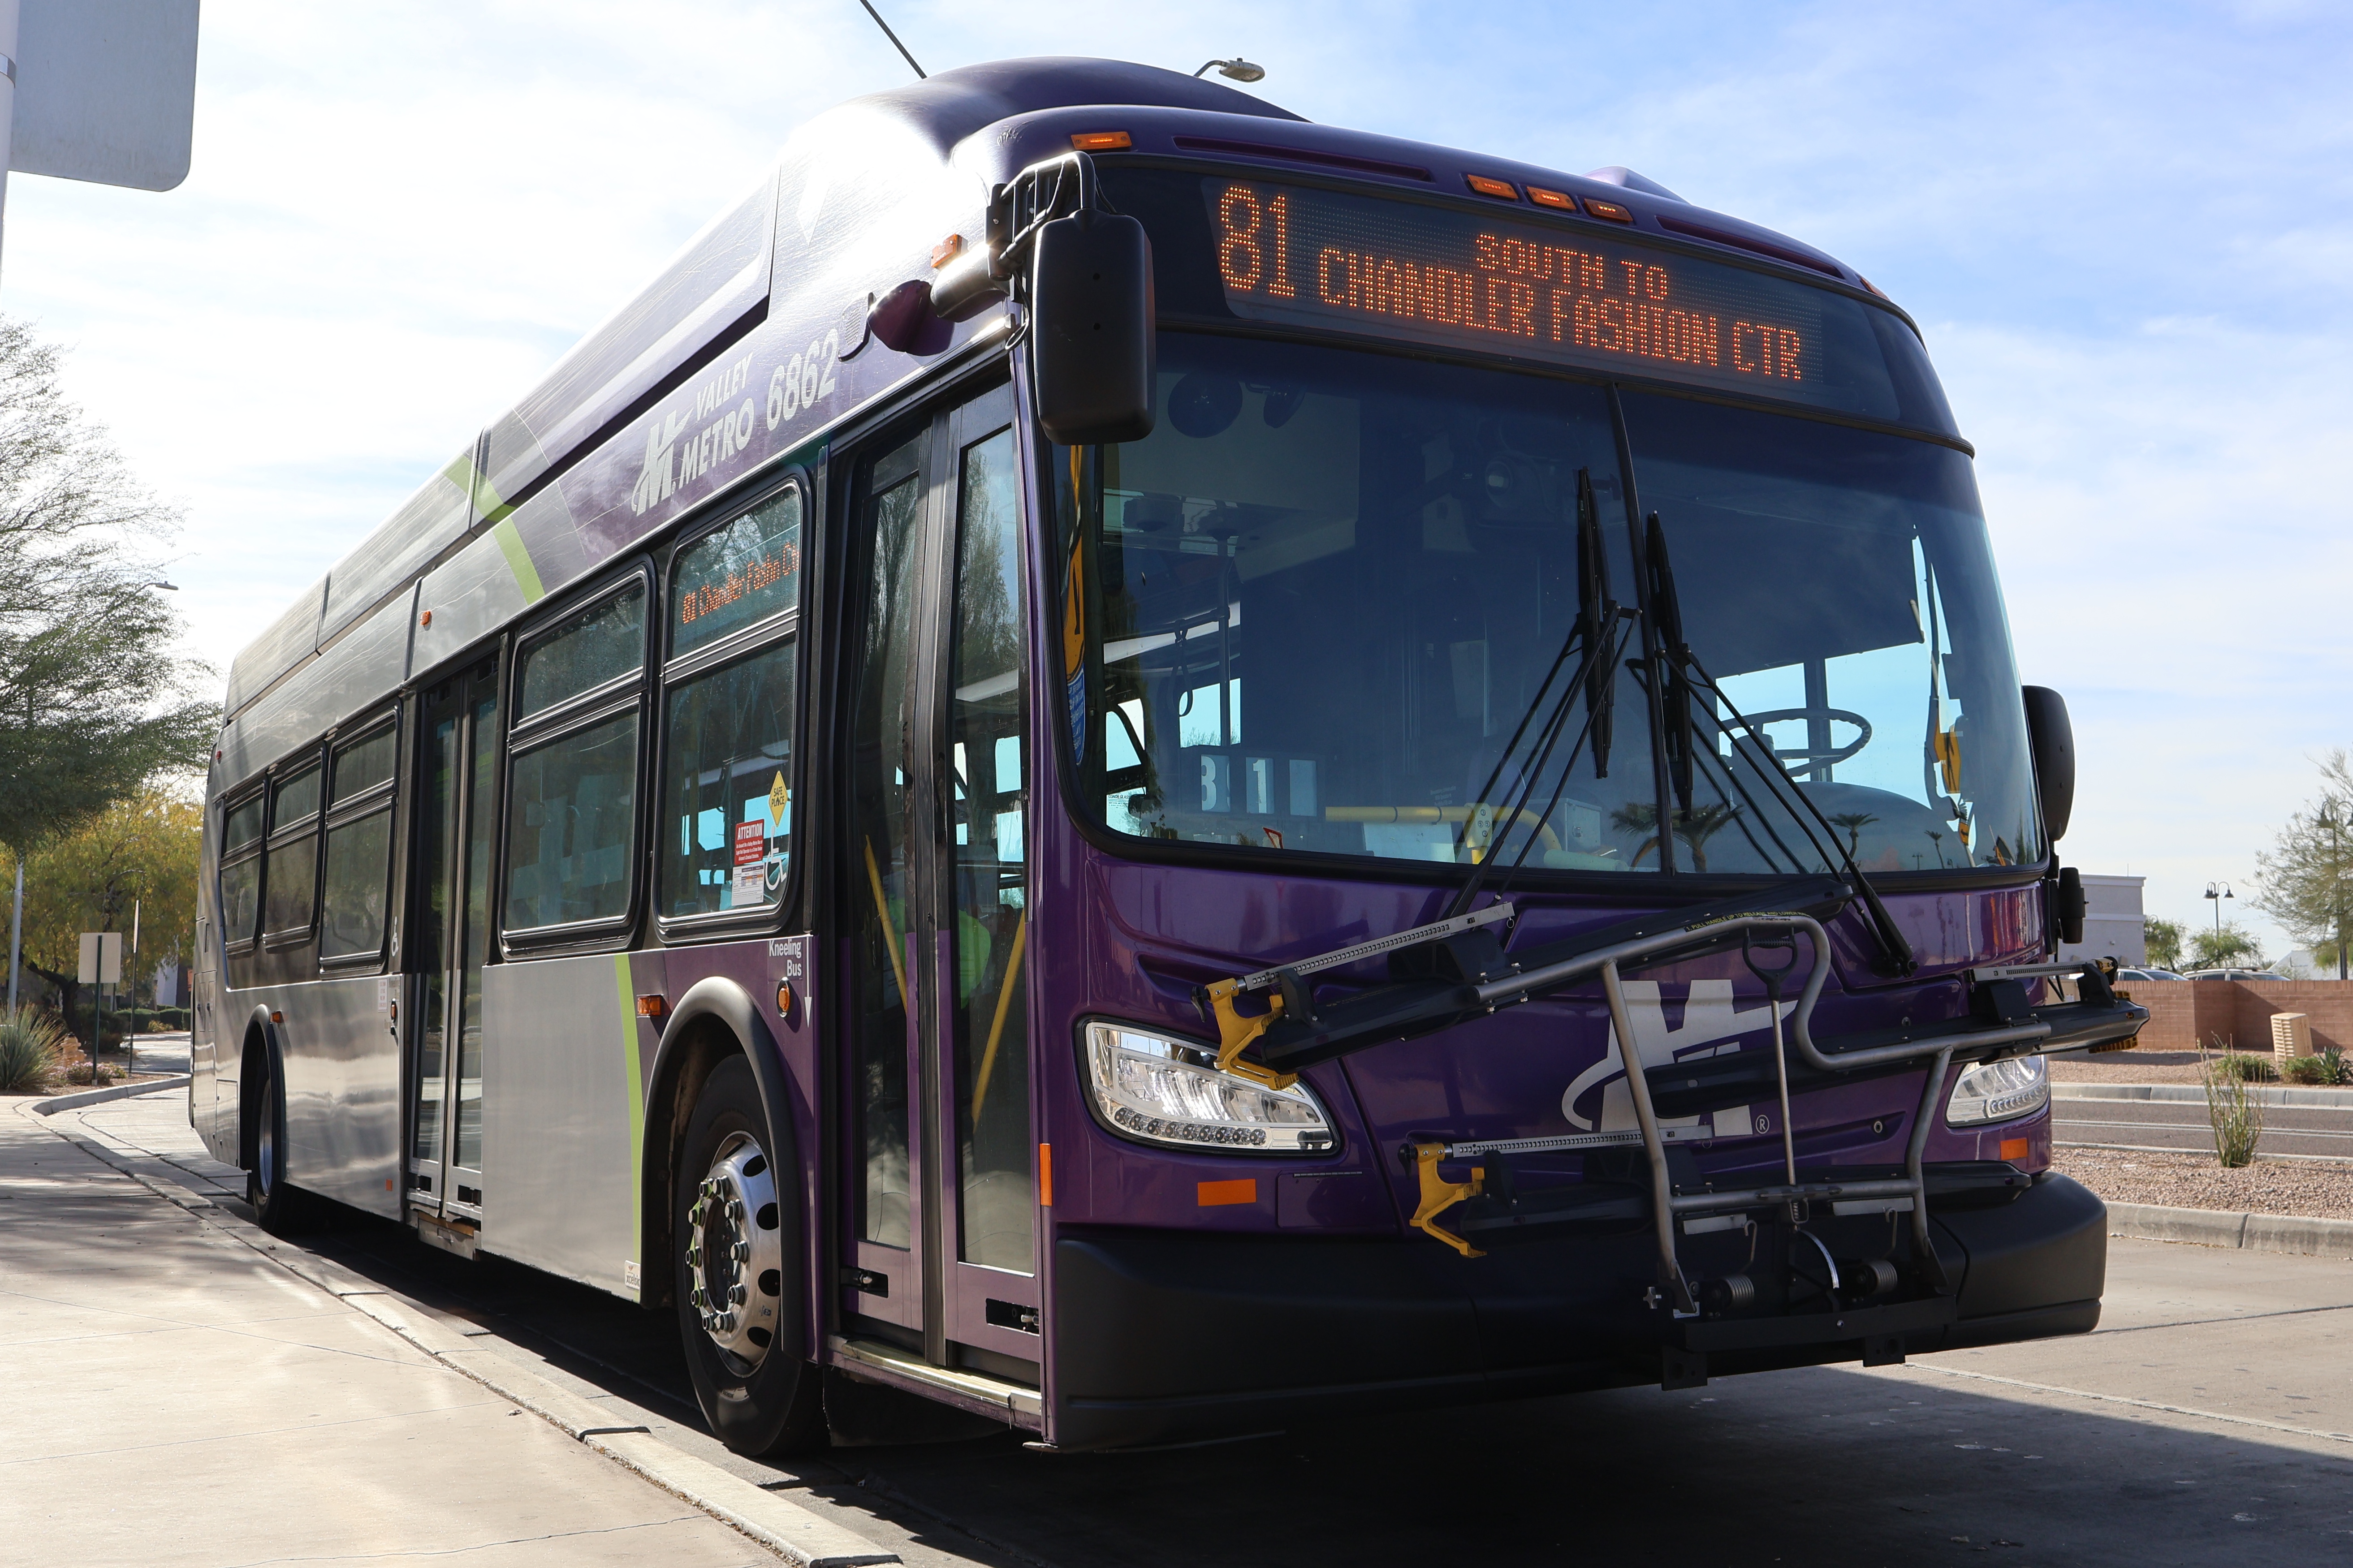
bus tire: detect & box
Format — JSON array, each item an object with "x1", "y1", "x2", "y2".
[
  {"x1": 245, "y1": 1045, "x2": 315, "y2": 1235},
  {"x1": 674, "y1": 1055, "x2": 824, "y2": 1456}
]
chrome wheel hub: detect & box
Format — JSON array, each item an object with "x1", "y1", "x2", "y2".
[{"x1": 687, "y1": 1132, "x2": 782, "y2": 1370}]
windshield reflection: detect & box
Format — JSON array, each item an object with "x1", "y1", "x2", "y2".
[{"x1": 1058, "y1": 334, "x2": 2039, "y2": 879}]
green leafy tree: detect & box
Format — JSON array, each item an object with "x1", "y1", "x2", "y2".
[
  {"x1": 0, "y1": 318, "x2": 214, "y2": 862},
  {"x1": 2251, "y1": 750, "x2": 2353, "y2": 980},
  {"x1": 0, "y1": 790, "x2": 200, "y2": 1039},
  {"x1": 2143, "y1": 917, "x2": 2185, "y2": 971},
  {"x1": 2187, "y1": 922, "x2": 2262, "y2": 971}
]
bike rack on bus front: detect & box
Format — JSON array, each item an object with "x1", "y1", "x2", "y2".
[{"x1": 1200, "y1": 896, "x2": 2147, "y2": 1342}]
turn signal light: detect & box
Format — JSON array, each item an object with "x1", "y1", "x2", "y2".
[
  {"x1": 1070, "y1": 130, "x2": 1132, "y2": 151},
  {"x1": 1999, "y1": 1137, "x2": 2031, "y2": 1162},
  {"x1": 775, "y1": 979, "x2": 795, "y2": 1017},
  {"x1": 637, "y1": 994, "x2": 666, "y2": 1020},
  {"x1": 1464, "y1": 173, "x2": 1519, "y2": 200}
]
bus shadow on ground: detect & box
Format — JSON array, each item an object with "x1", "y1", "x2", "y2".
[{"x1": 235, "y1": 1208, "x2": 2353, "y2": 1568}]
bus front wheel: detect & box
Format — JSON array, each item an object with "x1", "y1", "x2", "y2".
[{"x1": 674, "y1": 1055, "x2": 825, "y2": 1456}]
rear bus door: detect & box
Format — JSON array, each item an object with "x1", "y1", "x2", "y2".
[{"x1": 406, "y1": 657, "x2": 499, "y2": 1221}]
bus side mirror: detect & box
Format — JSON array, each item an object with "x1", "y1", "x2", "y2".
[
  {"x1": 1031, "y1": 209, "x2": 1155, "y2": 446},
  {"x1": 2021, "y1": 684, "x2": 2074, "y2": 844}
]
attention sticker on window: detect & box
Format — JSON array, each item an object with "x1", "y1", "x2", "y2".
[{"x1": 1204, "y1": 178, "x2": 1880, "y2": 415}]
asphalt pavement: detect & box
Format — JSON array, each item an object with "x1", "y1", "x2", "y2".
[
  {"x1": 17, "y1": 1084, "x2": 2353, "y2": 1567},
  {"x1": 2056, "y1": 1083, "x2": 2353, "y2": 1160}
]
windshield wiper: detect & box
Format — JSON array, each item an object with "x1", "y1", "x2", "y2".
[
  {"x1": 1642, "y1": 513, "x2": 1921, "y2": 978},
  {"x1": 1440, "y1": 468, "x2": 1628, "y2": 921}
]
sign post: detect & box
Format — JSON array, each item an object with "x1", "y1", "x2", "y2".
[{"x1": 77, "y1": 929, "x2": 120, "y2": 1081}]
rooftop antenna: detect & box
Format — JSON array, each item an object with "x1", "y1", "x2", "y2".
[
  {"x1": 857, "y1": 0, "x2": 926, "y2": 79},
  {"x1": 1194, "y1": 57, "x2": 1266, "y2": 82}
]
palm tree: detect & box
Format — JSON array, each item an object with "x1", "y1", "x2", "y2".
[
  {"x1": 1610, "y1": 802, "x2": 1743, "y2": 872},
  {"x1": 1827, "y1": 811, "x2": 1878, "y2": 859}
]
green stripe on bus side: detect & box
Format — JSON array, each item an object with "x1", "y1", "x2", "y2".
[
  {"x1": 492, "y1": 516, "x2": 545, "y2": 603},
  {"x1": 614, "y1": 952, "x2": 643, "y2": 1293}
]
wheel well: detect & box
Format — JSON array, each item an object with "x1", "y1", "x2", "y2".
[
  {"x1": 237, "y1": 1025, "x2": 268, "y2": 1172},
  {"x1": 640, "y1": 1015, "x2": 740, "y2": 1310}
]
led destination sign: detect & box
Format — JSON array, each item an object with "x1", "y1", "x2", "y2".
[{"x1": 1205, "y1": 178, "x2": 1882, "y2": 414}]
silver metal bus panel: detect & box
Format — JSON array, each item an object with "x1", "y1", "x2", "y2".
[
  {"x1": 216, "y1": 974, "x2": 403, "y2": 1218},
  {"x1": 478, "y1": 949, "x2": 658, "y2": 1301},
  {"x1": 221, "y1": 573, "x2": 328, "y2": 717},
  {"x1": 217, "y1": 586, "x2": 417, "y2": 788}
]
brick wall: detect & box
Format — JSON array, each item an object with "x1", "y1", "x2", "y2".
[{"x1": 2119, "y1": 979, "x2": 2353, "y2": 1054}]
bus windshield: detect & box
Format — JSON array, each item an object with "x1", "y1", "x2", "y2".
[{"x1": 1058, "y1": 332, "x2": 2042, "y2": 878}]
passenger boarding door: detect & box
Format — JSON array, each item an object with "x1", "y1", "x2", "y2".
[
  {"x1": 842, "y1": 384, "x2": 1044, "y2": 1380},
  {"x1": 407, "y1": 659, "x2": 500, "y2": 1221}
]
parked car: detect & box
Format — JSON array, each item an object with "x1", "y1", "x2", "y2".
[
  {"x1": 2115, "y1": 966, "x2": 2186, "y2": 982},
  {"x1": 2180, "y1": 968, "x2": 2290, "y2": 982}
]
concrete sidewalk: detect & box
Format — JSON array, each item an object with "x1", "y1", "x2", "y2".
[{"x1": 0, "y1": 1091, "x2": 777, "y2": 1568}]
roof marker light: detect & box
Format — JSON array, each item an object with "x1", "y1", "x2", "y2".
[
  {"x1": 1583, "y1": 198, "x2": 1634, "y2": 223},
  {"x1": 1464, "y1": 174, "x2": 1519, "y2": 200},
  {"x1": 1526, "y1": 185, "x2": 1576, "y2": 210},
  {"x1": 1071, "y1": 130, "x2": 1132, "y2": 151}
]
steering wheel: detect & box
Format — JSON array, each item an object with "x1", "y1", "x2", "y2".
[{"x1": 1737, "y1": 707, "x2": 1873, "y2": 770}]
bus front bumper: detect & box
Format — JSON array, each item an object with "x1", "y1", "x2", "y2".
[{"x1": 1046, "y1": 1170, "x2": 2104, "y2": 1452}]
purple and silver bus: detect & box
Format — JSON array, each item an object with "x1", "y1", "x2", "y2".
[{"x1": 191, "y1": 58, "x2": 2146, "y2": 1455}]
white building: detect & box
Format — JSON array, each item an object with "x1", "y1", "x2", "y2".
[{"x1": 2059, "y1": 873, "x2": 2146, "y2": 966}]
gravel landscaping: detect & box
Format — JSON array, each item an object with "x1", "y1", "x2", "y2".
[
  {"x1": 2053, "y1": 1145, "x2": 2353, "y2": 1220},
  {"x1": 2051, "y1": 1049, "x2": 2218, "y2": 1085}
]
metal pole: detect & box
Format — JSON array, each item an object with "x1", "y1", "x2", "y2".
[
  {"x1": 127, "y1": 896, "x2": 138, "y2": 1077},
  {"x1": 7, "y1": 856, "x2": 21, "y2": 1017},
  {"x1": 0, "y1": 0, "x2": 19, "y2": 275}
]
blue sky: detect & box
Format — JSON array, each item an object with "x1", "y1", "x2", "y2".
[{"x1": 5, "y1": 0, "x2": 2344, "y2": 957}]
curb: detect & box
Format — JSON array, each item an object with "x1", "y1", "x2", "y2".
[
  {"x1": 17, "y1": 1097, "x2": 901, "y2": 1567},
  {"x1": 2056, "y1": 1082, "x2": 2353, "y2": 1108},
  {"x1": 26, "y1": 1074, "x2": 191, "y2": 1115},
  {"x1": 2107, "y1": 1200, "x2": 2353, "y2": 1261}
]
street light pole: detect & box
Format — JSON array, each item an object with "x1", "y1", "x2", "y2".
[
  {"x1": 2204, "y1": 880, "x2": 2234, "y2": 969},
  {"x1": 2326, "y1": 805, "x2": 2350, "y2": 981}
]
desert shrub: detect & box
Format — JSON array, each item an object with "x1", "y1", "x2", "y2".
[
  {"x1": 2213, "y1": 1051, "x2": 2276, "y2": 1082},
  {"x1": 0, "y1": 1011, "x2": 69, "y2": 1093},
  {"x1": 2283, "y1": 1045, "x2": 2353, "y2": 1086},
  {"x1": 61, "y1": 1061, "x2": 115, "y2": 1087},
  {"x1": 2201, "y1": 1036, "x2": 2265, "y2": 1167}
]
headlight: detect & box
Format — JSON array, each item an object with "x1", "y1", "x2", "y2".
[
  {"x1": 1945, "y1": 1053, "x2": 2049, "y2": 1128},
  {"x1": 1083, "y1": 1021, "x2": 1337, "y2": 1153}
]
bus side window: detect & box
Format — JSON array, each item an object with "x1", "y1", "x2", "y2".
[
  {"x1": 319, "y1": 719, "x2": 398, "y2": 964},
  {"x1": 263, "y1": 758, "x2": 324, "y2": 943},
  {"x1": 658, "y1": 485, "x2": 802, "y2": 922},
  {"x1": 505, "y1": 575, "x2": 650, "y2": 937},
  {"x1": 218, "y1": 791, "x2": 266, "y2": 952}
]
